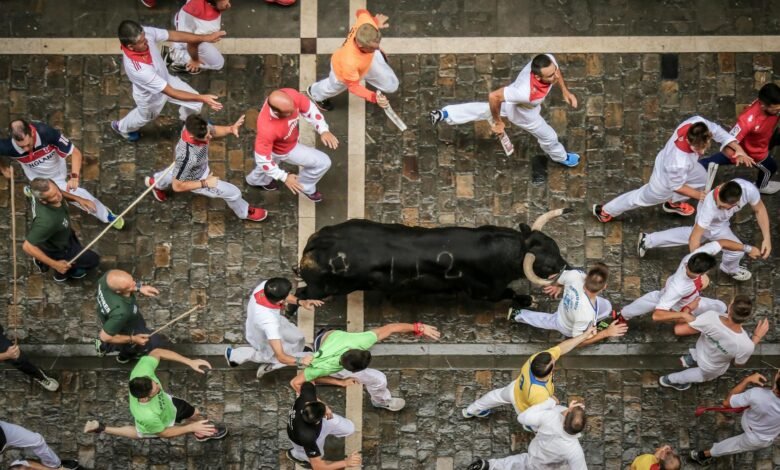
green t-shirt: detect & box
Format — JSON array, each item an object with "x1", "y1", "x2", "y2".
[
  {"x1": 129, "y1": 356, "x2": 177, "y2": 435},
  {"x1": 96, "y1": 273, "x2": 138, "y2": 335},
  {"x1": 25, "y1": 198, "x2": 71, "y2": 252},
  {"x1": 303, "y1": 330, "x2": 379, "y2": 381}
]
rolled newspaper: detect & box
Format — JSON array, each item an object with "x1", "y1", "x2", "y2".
[
  {"x1": 487, "y1": 116, "x2": 514, "y2": 156},
  {"x1": 377, "y1": 91, "x2": 407, "y2": 131}
]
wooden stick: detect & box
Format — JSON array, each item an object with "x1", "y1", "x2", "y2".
[
  {"x1": 149, "y1": 305, "x2": 202, "y2": 337},
  {"x1": 68, "y1": 162, "x2": 176, "y2": 264},
  {"x1": 9, "y1": 166, "x2": 19, "y2": 343},
  {"x1": 705, "y1": 163, "x2": 719, "y2": 193}
]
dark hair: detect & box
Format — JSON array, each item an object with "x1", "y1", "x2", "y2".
[
  {"x1": 185, "y1": 115, "x2": 209, "y2": 139},
  {"x1": 340, "y1": 349, "x2": 371, "y2": 372},
  {"x1": 686, "y1": 122, "x2": 712, "y2": 148},
  {"x1": 118, "y1": 20, "x2": 144, "y2": 47},
  {"x1": 301, "y1": 401, "x2": 326, "y2": 425},
  {"x1": 563, "y1": 406, "x2": 586, "y2": 434},
  {"x1": 660, "y1": 453, "x2": 681, "y2": 470},
  {"x1": 687, "y1": 252, "x2": 717, "y2": 274},
  {"x1": 718, "y1": 181, "x2": 743, "y2": 205},
  {"x1": 265, "y1": 277, "x2": 293, "y2": 303},
  {"x1": 730, "y1": 295, "x2": 753, "y2": 324},
  {"x1": 584, "y1": 263, "x2": 609, "y2": 292},
  {"x1": 530, "y1": 351, "x2": 554, "y2": 378},
  {"x1": 531, "y1": 54, "x2": 553, "y2": 76},
  {"x1": 758, "y1": 83, "x2": 780, "y2": 106},
  {"x1": 9, "y1": 119, "x2": 30, "y2": 141},
  {"x1": 129, "y1": 377, "x2": 154, "y2": 399}
]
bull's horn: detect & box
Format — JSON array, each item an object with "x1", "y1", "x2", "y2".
[
  {"x1": 531, "y1": 208, "x2": 572, "y2": 232},
  {"x1": 523, "y1": 253, "x2": 553, "y2": 286}
]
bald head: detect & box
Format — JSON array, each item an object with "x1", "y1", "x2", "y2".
[
  {"x1": 268, "y1": 90, "x2": 295, "y2": 117},
  {"x1": 106, "y1": 269, "x2": 135, "y2": 294}
]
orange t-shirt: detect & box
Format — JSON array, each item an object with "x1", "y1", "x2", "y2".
[{"x1": 331, "y1": 9, "x2": 380, "y2": 102}]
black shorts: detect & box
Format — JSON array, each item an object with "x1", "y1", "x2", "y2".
[{"x1": 172, "y1": 397, "x2": 196, "y2": 422}]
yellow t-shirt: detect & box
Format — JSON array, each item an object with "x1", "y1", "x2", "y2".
[
  {"x1": 631, "y1": 454, "x2": 660, "y2": 470},
  {"x1": 513, "y1": 346, "x2": 561, "y2": 412}
]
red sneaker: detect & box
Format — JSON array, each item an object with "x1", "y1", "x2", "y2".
[
  {"x1": 246, "y1": 207, "x2": 268, "y2": 222},
  {"x1": 591, "y1": 204, "x2": 612, "y2": 223},
  {"x1": 140, "y1": 0, "x2": 157, "y2": 7},
  {"x1": 662, "y1": 201, "x2": 695, "y2": 216},
  {"x1": 266, "y1": 0, "x2": 297, "y2": 5},
  {"x1": 304, "y1": 191, "x2": 323, "y2": 203},
  {"x1": 144, "y1": 176, "x2": 167, "y2": 202}
]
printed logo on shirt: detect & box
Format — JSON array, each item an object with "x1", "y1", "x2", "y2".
[
  {"x1": 283, "y1": 118, "x2": 300, "y2": 141},
  {"x1": 729, "y1": 125, "x2": 741, "y2": 137},
  {"x1": 705, "y1": 335, "x2": 729, "y2": 355},
  {"x1": 62, "y1": 218, "x2": 69, "y2": 229}
]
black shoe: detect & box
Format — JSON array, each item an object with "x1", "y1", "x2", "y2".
[
  {"x1": 53, "y1": 271, "x2": 68, "y2": 282},
  {"x1": 60, "y1": 459, "x2": 81, "y2": 470},
  {"x1": 689, "y1": 450, "x2": 712, "y2": 466},
  {"x1": 69, "y1": 268, "x2": 88, "y2": 279},
  {"x1": 33, "y1": 259, "x2": 49, "y2": 273},
  {"x1": 286, "y1": 449, "x2": 312, "y2": 469},
  {"x1": 305, "y1": 85, "x2": 334, "y2": 111},
  {"x1": 195, "y1": 423, "x2": 228, "y2": 442},
  {"x1": 659, "y1": 375, "x2": 691, "y2": 391},
  {"x1": 116, "y1": 355, "x2": 132, "y2": 364},
  {"x1": 637, "y1": 232, "x2": 647, "y2": 258},
  {"x1": 468, "y1": 458, "x2": 489, "y2": 470}
]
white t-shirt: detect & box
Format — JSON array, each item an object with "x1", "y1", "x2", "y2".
[
  {"x1": 121, "y1": 26, "x2": 171, "y2": 100},
  {"x1": 503, "y1": 54, "x2": 558, "y2": 108},
  {"x1": 696, "y1": 178, "x2": 761, "y2": 231},
  {"x1": 656, "y1": 241, "x2": 722, "y2": 311},
  {"x1": 730, "y1": 387, "x2": 780, "y2": 441},
  {"x1": 245, "y1": 281, "x2": 305, "y2": 362},
  {"x1": 689, "y1": 311, "x2": 754, "y2": 373},
  {"x1": 519, "y1": 398, "x2": 587, "y2": 470},
  {"x1": 176, "y1": 4, "x2": 222, "y2": 35},
  {"x1": 556, "y1": 270, "x2": 599, "y2": 336}
]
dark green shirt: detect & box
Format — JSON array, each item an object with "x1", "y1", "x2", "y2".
[
  {"x1": 25, "y1": 198, "x2": 71, "y2": 252},
  {"x1": 96, "y1": 273, "x2": 138, "y2": 335}
]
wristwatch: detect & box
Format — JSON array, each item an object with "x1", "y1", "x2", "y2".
[{"x1": 135, "y1": 281, "x2": 142, "y2": 292}]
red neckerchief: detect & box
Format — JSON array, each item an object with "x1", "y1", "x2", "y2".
[
  {"x1": 713, "y1": 186, "x2": 721, "y2": 205},
  {"x1": 254, "y1": 289, "x2": 283, "y2": 310},
  {"x1": 121, "y1": 44, "x2": 153, "y2": 65},
  {"x1": 181, "y1": 128, "x2": 208, "y2": 145},
  {"x1": 693, "y1": 275, "x2": 703, "y2": 292},
  {"x1": 674, "y1": 123, "x2": 694, "y2": 153},
  {"x1": 182, "y1": 0, "x2": 221, "y2": 21},
  {"x1": 530, "y1": 73, "x2": 552, "y2": 101}
]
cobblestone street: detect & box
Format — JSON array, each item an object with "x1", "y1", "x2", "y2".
[{"x1": 0, "y1": 0, "x2": 779, "y2": 469}]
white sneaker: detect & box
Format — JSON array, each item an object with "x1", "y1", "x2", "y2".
[
  {"x1": 255, "y1": 364, "x2": 275, "y2": 379},
  {"x1": 726, "y1": 266, "x2": 752, "y2": 281},
  {"x1": 760, "y1": 181, "x2": 780, "y2": 194},
  {"x1": 637, "y1": 232, "x2": 648, "y2": 258},
  {"x1": 372, "y1": 397, "x2": 406, "y2": 411},
  {"x1": 35, "y1": 373, "x2": 60, "y2": 392}
]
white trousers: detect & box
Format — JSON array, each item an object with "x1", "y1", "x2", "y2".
[
  {"x1": 710, "y1": 431, "x2": 774, "y2": 457},
  {"x1": 517, "y1": 297, "x2": 613, "y2": 337},
  {"x1": 289, "y1": 413, "x2": 355, "y2": 462},
  {"x1": 667, "y1": 363, "x2": 727, "y2": 385},
  {"x1": 488, "y1": 453, "x2": 531, "y2": 470},
  {"x1": 441, "y1": 101, "x2": 567, "y2": 162},
  {"x1": 644, "y1": 225, "x2": 744, "y2": 274},
  {"x1": 0, "y1": 421, "x2": 61, "y2": 468},
  {"x1": 228, "y1": 346, "x2": 308, "y2": 373},
  {"x1": 52, "y1": 178, "x2": 111, "y2": 223},
  {"x1": 245, "y1": 143, "x2": 331, "y2": 196},
  {"x1": 153, "y1": 165, "x2": 250, "y2": 219},
  {"x1": 466, "y1": 380, "x2": 519, "y2": 416},
  {"x1": 170, "y1": 42, "x2": 225, "y2": 71},
  {"x1": 309, "y1": 50, "x2": 399, "y2": 101},
  {"x1": 118, "y1": 75, "x2": 203, "y2": 133},
  {"x1": 329, "y1": 368, "x2": 392, "y2": 405},
  {"x1": 603, "y1": 164, "x2": 707, "y2": 217},
  {"x1": 621, "y1": 290, "x2": 727, "y2": 320}
]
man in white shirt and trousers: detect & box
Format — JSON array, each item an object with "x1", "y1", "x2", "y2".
[
  {"x1": 638, "y1": 178, "x2": 771, "y2": 281},
  {"x1": 111, "y1": 20, "x2": 225, "y2": 142},
  {"x1": 224, "y1": 278, "x2": 322, "y2": 378},
  {"x1": 467, "y1": 398, "x2": 588, "y2": 470},
  {"x1": 659, "y1": 294, "x2": 769, "y2": 390}
]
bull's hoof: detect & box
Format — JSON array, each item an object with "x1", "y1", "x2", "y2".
[{"x1": 512, "y1": 295, "x2": 534, "y2": 309}]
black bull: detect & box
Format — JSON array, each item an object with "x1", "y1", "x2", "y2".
[{"x1": 295, "y1": 209, "x2": 571, "y2": 304}]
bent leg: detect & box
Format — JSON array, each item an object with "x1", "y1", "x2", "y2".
[
  {"x1": 284, "y1": 144, "x2": 332, "y2": 195},
  {"x1": 488, "y1": 453, "x2": 531, "y2": 470},
  {"x1": 466, "y1": 381, "x2": 515, "y2": 415},
  {"x1": 644, "y1": 226, "x2": 694, "y2": 250},
  {"x1": 309, "y1": 67, "x2": 347, "y2": 101},
  {"x1": 193, "y1": 180, "x2": 250, "y2": 219},
  {"x1": 337, "y1": 368, "x2": 392, "y2": 405},
  {"x1": 118, "y1": 93, "x2": 166, "y2": 133},
  {"x1": 621, "y1": 291, "x2": 662, "y2": 320},
  {"x1": 710, "y1": 432, "x2": 773, "y2": 457},
  {"x1": 603, "y1": 184, "x2": 669, "y2": 218},
  {"x1": 0, "y1": 422, "x2": 61, "y2": 468},
  {"x1": 510, "y1": 107, "x2": 567, "y2": 162}
]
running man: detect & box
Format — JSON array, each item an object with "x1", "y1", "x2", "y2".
[
  {"x1": 461, "y1": 327, "x2": 596, "y2": 420},
  {"x1": 690, "y1": 370, "x2": 780, "y2": 465},
  {"x1": 224, "y1": 277, "x2": 321, "y2": 378},
  {"x1": 0, "y1": 421, "x2": 79, "y2": 470},
  {"x1": 593, "y1": 116, "x2": 747, "y2": 221},
  {"x1": 698, "y1": 83, "x2": 780, "y2": 194},
  {"x1": 659, "y1": 295, "x2": 768, "y2": 391},
  {"x1": 638, "y1": 178, "x2": 771, "y2": 281},
  {"x1": 306, "y1": 9, "x2": 396, "y2": 111},
  {"x1": 145, "y1": 114, "x2": 267, "y2": 222},
  {"x1": 0, "y1": 119, "x2": 122, "y2": 227},
  {"x1": 467, "y1": 398, "x2": 588, "y2": 470},
  {"x1": 509, "y1": 263, "x2": 628, "y2": 345},
  {"x1": 431, "y1": 53, "x2": 580, "y2": 167}
]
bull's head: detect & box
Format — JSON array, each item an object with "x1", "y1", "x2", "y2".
[{"x1": 521, "y1": 208, "x2": 572, "y2": 286}]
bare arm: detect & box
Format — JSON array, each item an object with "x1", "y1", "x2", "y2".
[
  {"x1": 166, "y1": 30, "x2": 225, "y2": 45},
  {"x1": 22, "y1": 240, "x2": 69, "y2": 272},
  {"x1": 269, "y1": 338, "x2": 301, "y2": 366},
  {"x1": 723, "y1": 373, "x2": 766, "y2": 407},
  {"x1": 488, "y1": 88, "x2": 505, "y2": 124},
  {"x1": 98, "y1": 329, "x2": 150, "y2": 346},
  {"x1": 578, "y1": 322, "x2": 627, "y2": 347},
  {"x1": 371, "y1": 323, "x2": 439, "y2": 342},
  {"x1": 673, "y1": 323, "x2": 699, "y2": 337},
  {"x1": 558, "y1": 326, "x2": 597, "y2": 355},
  {"x1": 555, "y1": 67, "x2": 577, "y2": 108},
  {"x1": 688, "y1": 224, "x2": 706, "y2": 252},
  {"x1": 149, "y1": 348, "x2": 211, "y2": 373},
  {"x1": 753, "y1": 200, "x2": 772, "y2": 258}
]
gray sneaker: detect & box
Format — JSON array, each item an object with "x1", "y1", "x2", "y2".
[
  {"x1": 659, "y1": 375, "x2": 691, "y2": 391},
  {"x1": 680, "y1": 353, "x2": 697, "y2": 368},
  {"x1": 372, "y1": 397, "x2": 406, "y2": 411},
  {"x1": 256, "y1": 363, "x2": 275, "y2": 379},
  {"x1": 637, "y1": 232, "x2": 648, "y2": 258},
  {"x1": 35, "y1": 372, "x2": 60, "y2": 392}
]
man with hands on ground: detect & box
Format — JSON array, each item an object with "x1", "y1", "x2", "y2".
[
  {"x1": 290, "y1": 322, "x2": 441, "y2": 411},
  {"x1": 690, "y1": 370, "x2": 780, "y2": 465},
  {"x1": 0, "y1": 323, "x2": 59, "y2": 391},
  {"x1": 95, "y1": 269, "x2": 170, "y2": 363},
  {"x1": 83, "y1": 348, "x2": 227, "y2": 441},
  {"x1": 462, "y1": 326, "x2": 597, "y2": 420}
]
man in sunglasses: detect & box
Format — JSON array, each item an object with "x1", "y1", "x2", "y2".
[
  {"x1": 247, "y1": 89, "x2": 339, "y2": 202},
  {"x1": 430, "y1": 53, "x2": 580, "y2": 167}
]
